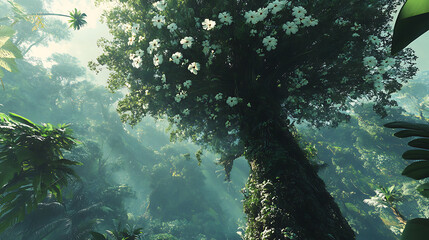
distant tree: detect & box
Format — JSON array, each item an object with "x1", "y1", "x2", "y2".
[{"x1": 92, "y1": 0, "x2": 417, "y2": 239}]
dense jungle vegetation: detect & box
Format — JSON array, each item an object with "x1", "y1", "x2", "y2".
[{"x1": 1, "y1": 0, "x2": 429, "y2": 239}]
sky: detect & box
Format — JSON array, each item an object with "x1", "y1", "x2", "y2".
[
  {"x1": 29, "y1": 0, "x2": 429, "y2": 85},
  {"x1": 29, "y1": 0, "x2": 111, "y2": 83}
]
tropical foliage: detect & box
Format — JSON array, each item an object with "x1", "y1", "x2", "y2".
[
  {"x1": 392, "y1": 0, "x2": 429, "y2": 54},
  {"x1": 0, "y1": 112, "x2": 81, "y2": 233}
]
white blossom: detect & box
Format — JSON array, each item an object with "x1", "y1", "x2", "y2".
[
  {"x1": 225, "y1": 120, "x2": 231, "y2": 128},
  {"x1": 363, "y1": 56, "x2": 377, "y2": 67},
  {"x1": 129, "y1": 53, "x2": 136, "y2": 60},
  {"x1": 167, "y1": 23, "x2": 177, "y2": 32},
  {"x1": 147, "y1": 39, "x2": 161, "y2": 54},
  {"x1": 173, "y1": 114, "x2": 181, "y2": 124},
  {"x1": 369, "y1": 35, "x2": 380, "y2": 45},
  {"x1": 128, "y1": 36, "x2": 135, "y2": 45},
  {"x1": 152, "y1": 0, "x2": 167, "y2": 11},
  {"x1": 301, "y1": 16, "x2": 312, "y2": 27},
  {"x1": 255, "y1": 8, "x2": 269, "y2": 22},
  {"x1": 135, "y1": 49, "x2": 144, "y2": 57},
  {"x1": 282, "y1": 21, "x2": 298, "y2": 35},
  {"x1": 138, "y1": 36, "x2": 145, "y2": 42},
  {"x1": 171, "y1": 52, "x2": 183, "y2": 64},
  {"x1": 226, "y1": 97, "x2": 238, "y2": 107},
  {"x1": 152, "y1": 15, "x2": 165, "y2": 29},
  {"x1": 161, "y1": 74, "x2": 167, "y2": 83},
  {"x1": 268, "y1": 0, "x2": 287, "y2": 14},
  {"x1": 131, "y1": 23, "x2": 140, "y2": 35},
  {"x1": 202, "y1": 19, "x2": 216, "y2": 30},
  {"x1": 215, "y1": 93, "x2": 223, "y2": 100},
  {"x1": 262, "y1": 36, "x2": 277, "y2": 51},
  {"x1": 132, "y1": 56, "x2": 142, "y2": 68},
  {"x1": 218, "y1": 12, "x2": 232, "y2": 25},
  {"x1": 309, "y1": 18, "x2": 319, "y2": 26},
  {"x1": 153, "y1": 54, "x2": 163, "y2": 66},
  {"x1": 381, "y1": 57, "x2": 395, "y2": 67},
  {"x1": 183, "y1": 108, "x2": 190, "y2": 116},
  {"x1": 188, "y1": 62, "x2": 200, "y2": 75},
  {"x1": 244, "y1": 10, "x2": 259, "y2": 24},
  {"x1": 180, "y1": 36, "x2": 194, "y2": 49},
  {"x1": 183, "y1": 80, "x2": 192, "y2": 88},
  {"x1": 351, "y1": 22, "x2": 362, "y2": 31},
  {"x1": 374, "y1": 74, "x2": 383, "y2": 82},
  {"x1": 292, "y1": 6, "x2": 307, "y2": 18}
]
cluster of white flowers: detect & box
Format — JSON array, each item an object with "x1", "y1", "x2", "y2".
[
  {"x1": 226, "y1": 97, "x2": 239, "y2": 107},
  {"x1": 215, "y1": 93, "x2": 223, "y2": 100},
  {"x1": 244, "y1": 0, "x2": 288, "y2": 25},
  {"x1": 261, "y1": 228, "x2": 275, "y2": 239},
  {"x1": 363, "y1": 190, "x2": 388, "y2": 209},
  {"x1": 362, "y1": 55, "x2": 395, "y2": 90},
  {"x1": 334, "y1": 17, "x2": 350, "y2": 26}
]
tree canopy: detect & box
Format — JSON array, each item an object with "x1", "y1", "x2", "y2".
[{"x1": 93, "y1": 0, "x2": 417, "y2": 173}]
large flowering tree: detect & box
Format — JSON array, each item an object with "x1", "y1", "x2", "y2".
[{"x1": 92, "y1": 0, "x2": 417, "y2": 239}]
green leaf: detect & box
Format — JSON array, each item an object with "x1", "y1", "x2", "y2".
[
  {"x1": 401, "y1": 218, "x2": 429, "y2": 240},
  {"x1": 409, "y1": 138, "x2": 429, "y2": 150},
  {"x1": 0, "y1": 26, "x2": 15, "y2": 47},
  {"x1": 90, "y1": 232, "x2": 107, "y2": 240},
  {"x1": 384, "y1": 121, "x2": 429, "y2": 131},
  {"x1": 395, "y1": 130, "x2": 429, "y2": 138},
  {"x1": 392, "y1": 0, "x2": 429, "y2": 55},
  {"x1": 0, "y1": 57, "x2": 18, "y2": 72},
  {"x1": 1, "y1": 40, "x2": 23, "y2": 59},
  {"x1": 416, "y1": 183, "x2": 429, "y2": 198},
  {"x1": 0, "y1": 48, "x2": 16, "y2": 59},
  {"x1": 8, "y1": 112, "x2": 38, "y2": 129},
  {"x1": 403, "y1": 150, "x2": 429, "y2": 160},
  {"x1": 402, "y1": 161, "x2": 429, "y2": 180}
]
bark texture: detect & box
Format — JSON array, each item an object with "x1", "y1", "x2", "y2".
[{"x1": 241, "y1": 119, "x2": 355, "y2": 240}]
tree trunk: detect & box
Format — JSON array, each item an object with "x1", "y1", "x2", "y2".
[
  {"x1": 390, "y1": 206, "x2": 407, "y2": 225},
  {"x1": 241, "y1": 120, "x2": 355, "y2": 240}
]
